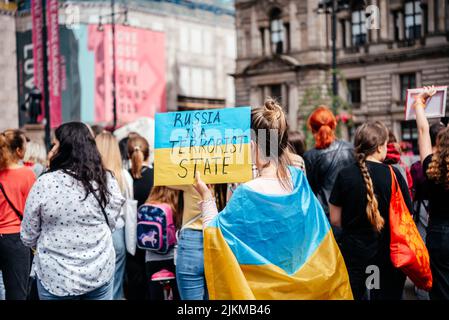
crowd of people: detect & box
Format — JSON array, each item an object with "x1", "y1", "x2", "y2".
[{"x1": 0, "y1": 85, "x2": 448, "y2": 300}]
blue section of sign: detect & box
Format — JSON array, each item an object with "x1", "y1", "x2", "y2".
[{"x1": 155, "y1": 107, "x2": 251, "y2": 149}]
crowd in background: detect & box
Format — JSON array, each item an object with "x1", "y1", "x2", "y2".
[{"x1": 0, "y1": 86, "x2": 448, "y2": 300}]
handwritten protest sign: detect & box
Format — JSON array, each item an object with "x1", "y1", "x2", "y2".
[
  {"x1": 154, "y1": 107, "x2": 253, "y2": 186},
  {"x1": 405, "y1": 86, "x2": 447, "y2": 120}
]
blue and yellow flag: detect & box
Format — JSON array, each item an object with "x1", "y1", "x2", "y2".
[
  {"x1": 154, "y1": 107, "x2": 252, "y2": 186},
  {"x1": 204, "y1": 167, "x2": 353, "y2": 300}
]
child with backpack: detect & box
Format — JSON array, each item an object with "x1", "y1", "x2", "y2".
[{"x1": 139, "y1": 186, "x2": 181, "y2": 300}]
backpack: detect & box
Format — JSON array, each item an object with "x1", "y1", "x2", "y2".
[{"x1": 136, "y1": 203, "x2": 176, "y2": 254}]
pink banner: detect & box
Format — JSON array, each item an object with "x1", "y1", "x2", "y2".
[
  {"x1": 46, "y1": 0, "x2": 62, "y2": 128},
  {"x1": 31, "y1": 0, "x2": 45, "y2": 123},
  {"x1": 88, "y1": 25, "x2": 166, "y2": 125}
]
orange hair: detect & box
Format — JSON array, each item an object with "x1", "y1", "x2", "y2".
[{"x1": 307, "y1": 106, "x2": 337, "y2": 149}]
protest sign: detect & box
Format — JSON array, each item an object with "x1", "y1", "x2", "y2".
[
  {"x1": 405, "y1": 86, "x2": 447, "y2": 120},
  {"x1": 154, "y1": 107, "x2": 253, "y2": 186}
]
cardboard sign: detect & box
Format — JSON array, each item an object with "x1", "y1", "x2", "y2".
[
  {"x1": 154, "y1": 107, "x2": 253, "y2": 186},
  {"x1": 405, "y1": 86, "x2": 447, "y2": 120}
]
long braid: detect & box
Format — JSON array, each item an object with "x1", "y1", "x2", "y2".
[{"x1": 356, "y1": 152, "x2": 385, "y2": 232}]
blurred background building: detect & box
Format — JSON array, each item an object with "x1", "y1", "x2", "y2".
[
  {"x1": 0, "y1": 0, "x2": 236, "y2": 134},
  {"x1": 234, "y1": 0, "x2": 449, "y2": 152},
  {"x1": 1, "y1": 0, "x2": 449, "y2": 153}
]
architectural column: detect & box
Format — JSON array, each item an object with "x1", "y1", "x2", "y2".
[
  {"x1": 263, "y1": 85, "x2": 270, "y2": 100},
  {"x1": 438, "y1": 0, "x2": 446, "y2": 31},
  {"x1": 379, "y1": 0, "x2": 389, "y2": 40},
  {"x1": 283, "y1": 24, "x2": 289, "y2": 53},
  {"x1": 250, "y1": 7, "x2": 260, "y2": 56},
  {"x1": 288, "y1": 83, "x2": 299, "y2": 130},
  {"x1": 398, "y1": 11, "x2": 404, "y2": 40},
  {"x1": 428, "y1": 0, "x2": 435, "y2": 33},
  {"x1": 388, "y1": 11, "x2": 395, "y2": 40},
  {"x1": 264, "y1": 27, "x2": 271, "y2": 55},
  {"x1": 289, "y1": 1, "x2": 300, "y2": 51},
  {"x1": 250, "y1": 86, "x2": 262, "y2": 108},
  {"x1": 281, "y1": 83, "x2": 288, "y2": 109},
  {"x1": 345, "y1": 19, "x2": 352, "y2": 48},
  {"x1": 337, "y1": 19, "x2": 343, "y2": 49}
]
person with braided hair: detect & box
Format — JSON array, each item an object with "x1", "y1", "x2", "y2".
[
  {"x1": 329, "y1": 121, "x2": 413, "y2": 300},
  {"x1": 414, "y1": 85, "x2": 449, "y2": 300}
]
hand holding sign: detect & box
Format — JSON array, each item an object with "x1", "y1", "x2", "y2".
[
  {"x1": 154, "y1": 107, "x2": 253, "y2": 186},
  {"x1": 413, "y1": 85, "x2": 437, "y2": 107},
  {"x1": 405, "y1": 85, "x2": 447, "y2": 120},
  {"x1": 193, "y1": 171, "x2": 213, "y2": 201}
]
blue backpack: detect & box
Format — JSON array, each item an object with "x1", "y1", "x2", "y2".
[{"x1": 136, "y1": 203, "x2": 176, "y2": 254}]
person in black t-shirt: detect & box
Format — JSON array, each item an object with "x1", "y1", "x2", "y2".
[
  {"x1": 329, "y1": 121, "x2": 412, "y2": 300},
  {"x1": 414, "y1": 85, "x2": 449, "y2": 300},
  {"x1": 124, "y1": 135, "x2": 154, "y2": 300}
]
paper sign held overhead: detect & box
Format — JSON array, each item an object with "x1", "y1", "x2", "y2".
[
  {"x1": 154, "y1": 107, "x2": 253, "y2": 186},
  {"x1": 405, "y1": 86, "x2": 447, "y2": 121}
]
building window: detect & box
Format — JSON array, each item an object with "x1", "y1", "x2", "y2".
[
  {"x1": 270, "y1": 8, "x2": 283, "y2": 54},
  {"x1": 400, "y1": 73, "x2": 416, "y2": 102},
  {"x1": 270, "y1": 84, "x2": 282, "y2": 104},
  {"x1": 341, "y1": 20, "x2": 347, "y2": 48},
  {"x1": 351, "y1": 10, "x2": 367, "y2": 46},
  {"x1": 347, "y1": 79, "x2": 361, "y2": 108},
  {"x1": 393, "y1": 11, "x2": 400, "y2": 41},
  {"x1": 284, "y1": 23, "x2": 290, "y2": 53},
  {"x1": 404, "y1": 1, "x2": 422, "y2": 40},
  {"x1": 260, "y1": 27, "x2": 265, "y2": 55},
  {"x1": 401, "y1": 121, "x2": 419, "y2": 154}
]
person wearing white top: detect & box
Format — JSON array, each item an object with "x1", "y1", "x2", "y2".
[{"x1": 21, "y1": 123, "x2": 124, "y2": 300}]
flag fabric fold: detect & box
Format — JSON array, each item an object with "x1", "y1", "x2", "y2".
[{"x1": 204, "y1": 166, "x2": 354, "y2": 300}]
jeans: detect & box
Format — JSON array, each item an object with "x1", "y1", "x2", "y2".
[
  {"x1": 37, "y1": 278, "x2": 113, "y2": 300},
  {"x1": 427, "y1": 220, "x2": 449, "y2": 300},
  {"x1": 0, "y1": 233, "x2": 31, "y2": 300},
  {"x1": 0, "y1": 270, "x2": 5, "y2": 300},
  {"x1": 175, "y1": 228, "x2": 208, "y2": 300},
  {"x1": 112, "y1": 227, "x2": 126, "y2": 300}
]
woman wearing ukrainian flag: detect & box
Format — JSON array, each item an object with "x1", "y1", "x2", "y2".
[{"x1": 193, "y1": 99, "x2": 353, "y2": 300}]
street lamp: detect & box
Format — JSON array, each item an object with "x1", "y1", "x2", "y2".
[
  {"x1": 316, "y1": 0, "x2": 350, "y2": 113},
  {"x1": 97, "y1": 1, "x2": 129, "y2": 130}
]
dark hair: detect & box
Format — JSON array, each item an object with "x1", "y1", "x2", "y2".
[
  {"x1": 288, "y1": 131, "x2": 306, "y2": 157},
  {"x1": 48, "y1": 122, "x2": 110, "y2": 208},
  {"x1": 430, "y1": 122, "x2": 446, "y2": 147},
  {"x1": 119, "y1": 137, "x2": 130, "y2": 163},
  {"x1": 388, "y1": 130, "x2": 397, "y2": 144},
  {"x1": 90, "y1": 124, "x2": 105, "y2": 137},
  {"x1": 0, "y1": 129, "x2": 27, "y2": 170}
]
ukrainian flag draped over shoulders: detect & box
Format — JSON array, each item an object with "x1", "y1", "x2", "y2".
[{"x1": 204, "y1": 166, "x2": 353, "y2": 300}]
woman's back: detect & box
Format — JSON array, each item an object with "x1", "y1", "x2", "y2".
[
  {"x1": 21, "y1": 170, "x2": 124, "y2": 296},
  {"x1": 423, "y1": 154, "x2": 449, "y2": 220},
  {"x1": 330, "y1": 161, "x2": 412, "y2": 234},
  {"x1": 0, "y1": 166, "x2": 35, "y2": 234}
]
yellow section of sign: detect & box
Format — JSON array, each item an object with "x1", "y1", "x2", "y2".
[{"x1": 154, "y1": 143, "x2": 252, "y2": 186}]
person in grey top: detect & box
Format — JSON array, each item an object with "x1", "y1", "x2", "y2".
[{"x1": 21, "y1": 122, "x2": 125, "y2": 300}]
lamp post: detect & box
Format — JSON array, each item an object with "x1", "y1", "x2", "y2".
[
  {"x1": 316, "y1": 0, "x2": 349, "y2": 113},
  {"x1": 97, "y1": 1, "x2": 128, "y2": 130}
]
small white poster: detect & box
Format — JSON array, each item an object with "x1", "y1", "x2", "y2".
[{"x1": 405, "y1": 86, "x2": 448, "y2": 121}]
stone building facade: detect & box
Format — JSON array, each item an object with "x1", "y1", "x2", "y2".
[{"x1": 234, "y1": 0, "x2": 449, "y2": 151}]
